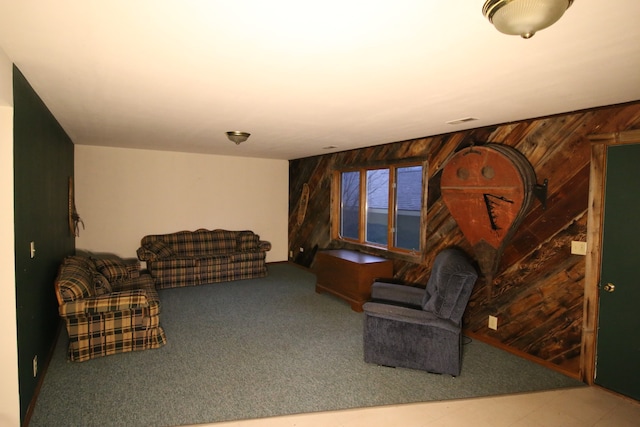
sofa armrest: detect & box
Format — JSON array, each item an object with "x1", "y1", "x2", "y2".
[
  {"x1": 137, "y1": 239, "x2": 177, "y2": 262},
  {"x1": 258, "y1": 240, "x2": 271, "y2": 252},
  {"x1": 137, "y1": 246, "x2": 156, "y2": 261},
  {"x1": 59, "y1": 290, "x2": 150, "y2": 317},
  {"x1": 362, "y1": 302, "x2": 460, "y2": 334}
]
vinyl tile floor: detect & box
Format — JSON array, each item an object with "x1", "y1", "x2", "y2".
[{"x1": 189, "y1": 386, "x2": 640, "y2": 427}]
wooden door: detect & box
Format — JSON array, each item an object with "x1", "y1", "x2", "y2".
[
  {"x1": 580, "y1": 129, "x2": 640, "y2": 390},
  {"x1": 593, "y1": 143, "x2": 640, "y2": 399}
]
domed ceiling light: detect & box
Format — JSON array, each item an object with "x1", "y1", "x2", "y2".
[
  {"x1": 483, "y1": 0, "x2": 573, "y2": 39},
  {"x1": 226, "y1": 131, "x2": 251, "y2": 145}
]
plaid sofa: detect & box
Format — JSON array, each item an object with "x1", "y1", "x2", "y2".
[
  {"x1": 136, "y1": 229, "x2": 271, "y2": 289},
  {"x1": 54, "y1": 255, "x2": 167, "y2": 362}
]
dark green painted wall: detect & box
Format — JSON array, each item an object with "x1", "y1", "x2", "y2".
[{"x1": 13, "y1": 66, "x2": 75, "y2": 423}]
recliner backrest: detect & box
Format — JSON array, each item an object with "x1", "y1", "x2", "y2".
[{"x1": 421, "y1": 248, "x2": 478, "y2": 324}]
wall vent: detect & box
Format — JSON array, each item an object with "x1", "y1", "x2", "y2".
[{"x1": 446, "y1": 117, "x2": 478, "y2": 125}]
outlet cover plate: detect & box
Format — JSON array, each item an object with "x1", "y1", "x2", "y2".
[
  {"x1": 571, "y1": 241, "x2": 587, "y2": 255},
  {"x1": 488, "y1": 315, "x2": 498, "y2": 330}
]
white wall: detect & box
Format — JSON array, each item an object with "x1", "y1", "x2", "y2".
[
  {"x1": 75, "y1": 145, "x2": 289, "y2": 262},
  {"x1": 0, "y1": 47, "x2": 20, "y2": 426}
]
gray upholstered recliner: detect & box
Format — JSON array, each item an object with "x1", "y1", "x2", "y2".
[{"x1": 362, "y1": 247, "x2": 478, "y2": 376}]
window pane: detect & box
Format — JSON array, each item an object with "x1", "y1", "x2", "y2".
[
  {"x1": 366, "y1": 169, "x2": 389, "y2": 245},
  {"x1": 340, "y1": 171, "x2": 360, "y2": 239},
  {"x1": 394, "y1": 166, "x2": 422, "y2": 251}
]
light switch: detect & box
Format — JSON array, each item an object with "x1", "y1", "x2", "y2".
[{"x1": 30, "y1": 241, "x2": 36, "y2": 259}]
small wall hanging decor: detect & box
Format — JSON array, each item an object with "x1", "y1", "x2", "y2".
[{"x1": 68, "y1": 177, "x2": 84, "y2": 237}]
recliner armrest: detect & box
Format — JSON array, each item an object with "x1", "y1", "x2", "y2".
[
  {"x1": 362, "y1": 302, "x2": 460, "y2": 334},
  {"x1": 58, "y1": 290, "x2": 151, "y2": 317},
  {"x1": 370, "y1": 281, "x2": 424, "y2": 307}
]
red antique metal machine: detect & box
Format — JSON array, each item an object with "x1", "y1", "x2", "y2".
[{"x1": 441, "y1": 143, "x2": 546, "y2": 297}]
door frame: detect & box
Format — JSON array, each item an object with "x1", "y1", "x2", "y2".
[{"x1": 581, "y1": 129, "x2": 640, "y2": 384}]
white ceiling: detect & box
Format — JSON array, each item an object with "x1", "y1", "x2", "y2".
[{"x1": 1, "y1": 1, "x2": 639, "y2": 160}]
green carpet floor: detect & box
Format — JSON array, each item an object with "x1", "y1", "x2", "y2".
[{"x1": 30, "y1": 264, "x2": 583, "y2": 426}]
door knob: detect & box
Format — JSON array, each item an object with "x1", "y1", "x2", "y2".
[{"x1": 603, "y1": 283, "x2": 616, "y2": 293}]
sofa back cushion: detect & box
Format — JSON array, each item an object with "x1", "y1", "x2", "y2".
[
  {"x1": 195, "y1": 229, "x2": 237, "y2": 255},
  {"x1": 92, "y1": 272, "x2": 113, "y2": 296},
  {"x1": 142, "y1": 229, "x2": 249, "y2": 257},
  {"x1": 422, "y1": 248, "x2": 478, "y2": 324},
  {"x1": 94, "y1": 258, "x2": 130, "y2": 282},
  {"x1": 237, "y1": 231, "x2": 259, "y2": 252}
]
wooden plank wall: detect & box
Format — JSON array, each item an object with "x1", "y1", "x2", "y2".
[{"x1": 288, "y1": 101, "x2": 640, "y2": 378}]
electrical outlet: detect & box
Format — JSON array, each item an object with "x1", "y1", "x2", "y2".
[
  {"x1": 289, "y1": 250, "x2": 293, "y2": 258},
  {"x1": 33, "y1": 355, "x2": 38, "y2": 377},
  {"x1": 488, "y1": 315, "x2": 498, "y2": 330},
  {"x1": 571, "y1": 241, "x2": 587, "y2": 255},
  {"x1": 299, "y1": 247, "x2": 304, "y2": 253}
]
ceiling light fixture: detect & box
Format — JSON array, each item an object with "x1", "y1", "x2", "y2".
[
  {"x1": 483, "y1": 0, "x2": 573, "y2": 39},
  {"x1": 226, "y1": 131, "x2": 251, "y2": 145}
]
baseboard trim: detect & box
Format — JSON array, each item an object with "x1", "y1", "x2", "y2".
[
  {"x1": 464, "y1": 330, "x2": 583, "y2": 382},
  {"x1": 23, "y1": 321, "x2": 63, "y2": 427}
]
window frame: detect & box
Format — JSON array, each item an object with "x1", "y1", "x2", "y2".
[{"x1": 331, "y1": 159, "x2": 428, "y2": 261}]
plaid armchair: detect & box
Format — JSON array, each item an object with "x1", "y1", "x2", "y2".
[
  {"x1": 137, "y1": 229, "x2": 271, "y2": 289},
  {"x1": 55, "y1": 256, "x2": 167, "y2": 362}
]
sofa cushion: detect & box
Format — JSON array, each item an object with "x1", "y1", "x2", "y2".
[
  {"x1": 144, "y1": 239, "x2": 176, "y2": 259},
  {"x1": 237, "y1": 231, "x2": 259, "y2": 252},
  {"x1": 207, "y1": 229, "x2": 238, "y2": 254},
  {"x1": 63, "y1": 255, "x2": 97, "y2": 272},
  {"x1": 94, "y1": 258, "x2": 130, "y2": 282},
  {"x1": 93, "y1": 272, "x2": 113, "y2": 296},
  {"x1": 57, "y1": 262, "x2": 94, "y2": 302}
]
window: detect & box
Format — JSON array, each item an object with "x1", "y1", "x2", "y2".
[
  {"x1": 340, "y1": 171, "x2": 360, "y2": 240},
  {"x1": 332, "y1": 161, "x2": 426, "y2": 257},
  {"x1": 366, "y1": 168, "x2": 389, "y2": 246}
]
